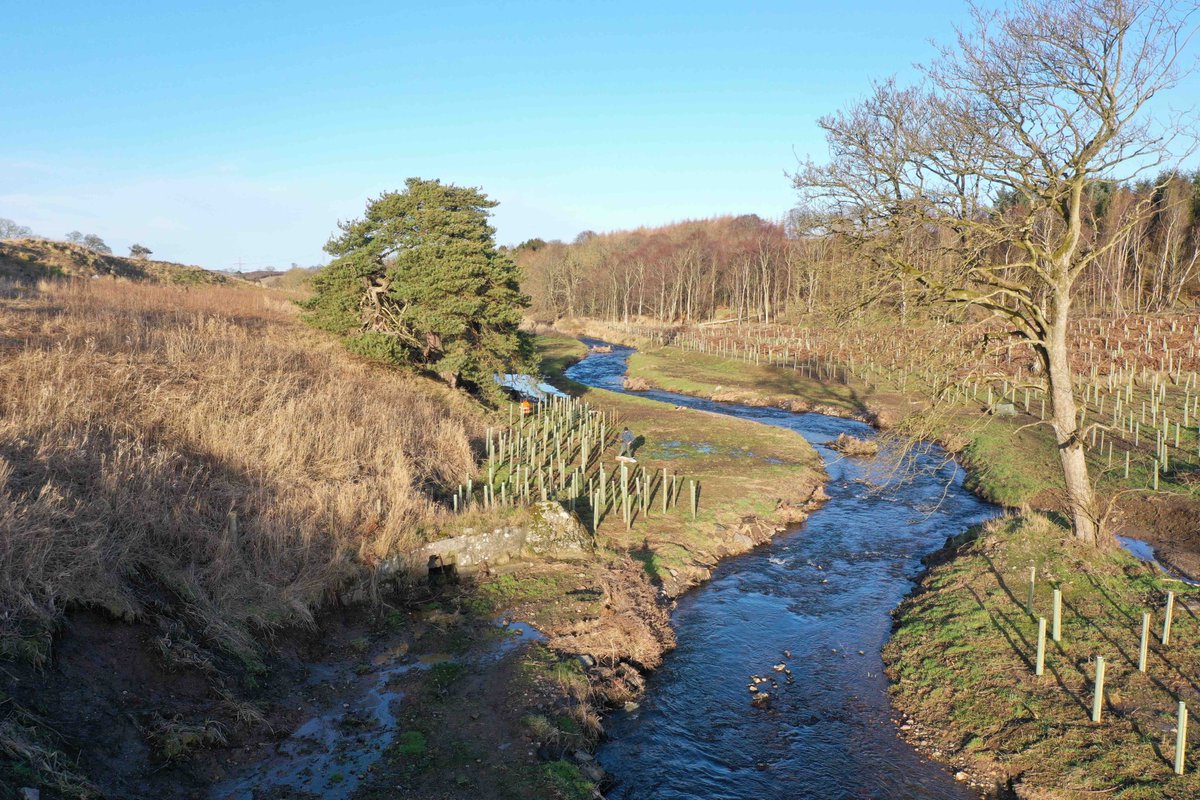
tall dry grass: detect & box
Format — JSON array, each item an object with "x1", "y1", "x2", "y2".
[{"x1": 0, "y1": 279, "x2": 482, "y2": 663}]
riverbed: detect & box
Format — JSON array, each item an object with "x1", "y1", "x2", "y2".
[{"x1": 566, "y1": 340, "x2": 999, "y2": 800}]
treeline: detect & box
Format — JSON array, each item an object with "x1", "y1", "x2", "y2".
[
  {"x1": 516, "y1": 172, "x2": 1200, "y2": 324},
  {"x1": 516, "y1": 215, "x2": 802, "y2": 324}
]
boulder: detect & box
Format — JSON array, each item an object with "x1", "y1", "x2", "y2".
[
  {"x1": 990, "y1": 401, "x2": 1018, "y2": 417},
  {"x1": 525, "y1": 501, "x2": 594, "y2": 560}
]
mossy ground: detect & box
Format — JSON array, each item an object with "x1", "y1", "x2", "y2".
[{"x1": 886, "y1": 513, "x2": 1200, "y2": 798}]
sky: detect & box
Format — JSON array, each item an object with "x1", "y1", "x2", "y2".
[{"x1": 1, "y1": 1, "x2": 1196, "y2": 270}]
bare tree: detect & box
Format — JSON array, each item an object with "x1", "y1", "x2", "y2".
[
  {"x1": 795, "y1": 0, "x2": 1197, "y2": 545},
  {"x1": 0, "y1": 218, "x2": 33, "y2": 239},
  {"x1": 81, "y1": 234, "x2": 112, "y2": 255}
]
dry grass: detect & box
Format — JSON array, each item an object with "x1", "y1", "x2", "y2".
[
  {"x1": 0, "y1": 278, "x2": 483, "y2": 663},
  {"x1": 0, "y1": 238, "x2": 227, "y2": 285}
]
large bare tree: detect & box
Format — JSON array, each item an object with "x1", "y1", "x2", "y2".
[{"x1": 795, "y1": 0, "x2": 1197, "y2": 544}]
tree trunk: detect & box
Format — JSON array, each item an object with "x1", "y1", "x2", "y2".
[{"x1": 1046, "y1": 285, "x2": 1099, "y2": 544}]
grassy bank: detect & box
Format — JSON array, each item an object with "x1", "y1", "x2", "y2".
[
  {"x1": 534, "y1": 334, "x2": 826, "y2": 593},
  {"x1": 0, "y1": 295, "x2": 827, "y2": 798},
  {"x1": 620, "y1": 340, "x2": 1042, "y2": 504},
  {"x1": 618, "y1": 338, "x2": 1200, "y2": 519},
  {"x1": 626, "y1": 345, "x2": 869, "y2": 419},
  {"x1": 885, "y1": 513, "x2": 1200, "y2": 798},
  {"x1": 603, "y1": 329, "x2": 1200, "y2": 798},
  {"x1": 0, "y1": 279, "x2": 481, "y2": 664}
]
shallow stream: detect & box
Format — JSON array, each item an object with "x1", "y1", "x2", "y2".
[{"x1": 566, "y1": 340, "x2": 999, "y2": 800}]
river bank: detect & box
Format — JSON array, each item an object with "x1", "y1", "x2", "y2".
[
  {"x1": 597, "y1": 328, "x2": 1200, "y2": 582},
  {"x1": 566, "y1": 339, "x2": 1000, "y2": 798},
  {"x1": 213, "y1": 334, "x2": 830, "y2": 800},
  {"x1": 887, "y1": 514, "x2": 1200, "y2": 798},
  {"x1": 576, "y1": 324, "x2": 1200, "y2": 798}
]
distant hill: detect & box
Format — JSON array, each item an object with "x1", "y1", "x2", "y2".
[{"x1": 0, "y1": 238, "x2": 228, "y2": 285}]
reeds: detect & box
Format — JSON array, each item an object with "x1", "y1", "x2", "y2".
[{"x1": 0, "y1": 279, "x2": 481, "y2": 663}]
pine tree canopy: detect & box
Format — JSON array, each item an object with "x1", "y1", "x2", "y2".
[{"x1": 303, "y1": 178, "x2": 532, "y2": 399}]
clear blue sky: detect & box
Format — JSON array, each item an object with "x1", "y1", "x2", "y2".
[{"x1": 0, "y1": 1, "x2": 1193, "y2": 269}]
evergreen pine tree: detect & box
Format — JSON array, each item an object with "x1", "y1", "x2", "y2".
[{"x1": 304, "y1": 178, "x2": 532, "y2": 400}]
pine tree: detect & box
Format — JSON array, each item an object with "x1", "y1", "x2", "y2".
[{"x1": 304, "y1": 178, "x2": 532, "y2": 400}]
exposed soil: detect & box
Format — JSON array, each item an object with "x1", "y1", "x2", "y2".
[
  {"x1": 2, "y1": 610, "x2": 293, "y2": 800},
  {"x1": 1112, "y1": 493, "x2": 1200, "y2": 580},
  {"x1": 5, "y1": 586, "x2": 596, "y2": 800}
]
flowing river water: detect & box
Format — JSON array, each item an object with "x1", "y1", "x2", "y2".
[{"x1": 566, "y1": 341, "x2": 1000, "y2": 800}]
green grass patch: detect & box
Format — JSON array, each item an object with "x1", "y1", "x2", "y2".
[
  {"x1": 885, "y1": 512, "x2": 1200, "y2": 797},
  {"x1": 530, "y1": 333, "x2": 825, "y2": 590},
  {"x1": 956, "y1": 421, "x2": 1059, "y2": 507},
  {"x1": 627, "y1": 345, "x2": 866, "y2": 417},
  {"x1": 540, "y1": 760, "x2": 594, "y2": 800}
]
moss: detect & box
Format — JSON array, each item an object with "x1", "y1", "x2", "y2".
[
  {"x1": 427, "y1": 661, "x2": 469, "y2": 698},
  {"x1": 540, "y1": 760, "x2": 594, "y2": 800},
  {"x1": 395, "y1": 730, "x2": 427, "y2": 756}
]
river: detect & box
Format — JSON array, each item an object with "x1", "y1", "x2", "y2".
[{"x1": 565, "y1": 340, "x2": 1000, "y2": 800}]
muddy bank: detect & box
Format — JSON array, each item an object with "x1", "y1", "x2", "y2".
[
  {"x1": 1112, "y1": 493, "x2": 1200, "y2": 581},
  {"x1": 5, "y1": 557, "x2": 672, "y2": 799}
]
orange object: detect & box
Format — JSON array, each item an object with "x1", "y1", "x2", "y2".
[{"x1": 520, "y1": 399, "x2": 532, "y2": 416}]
